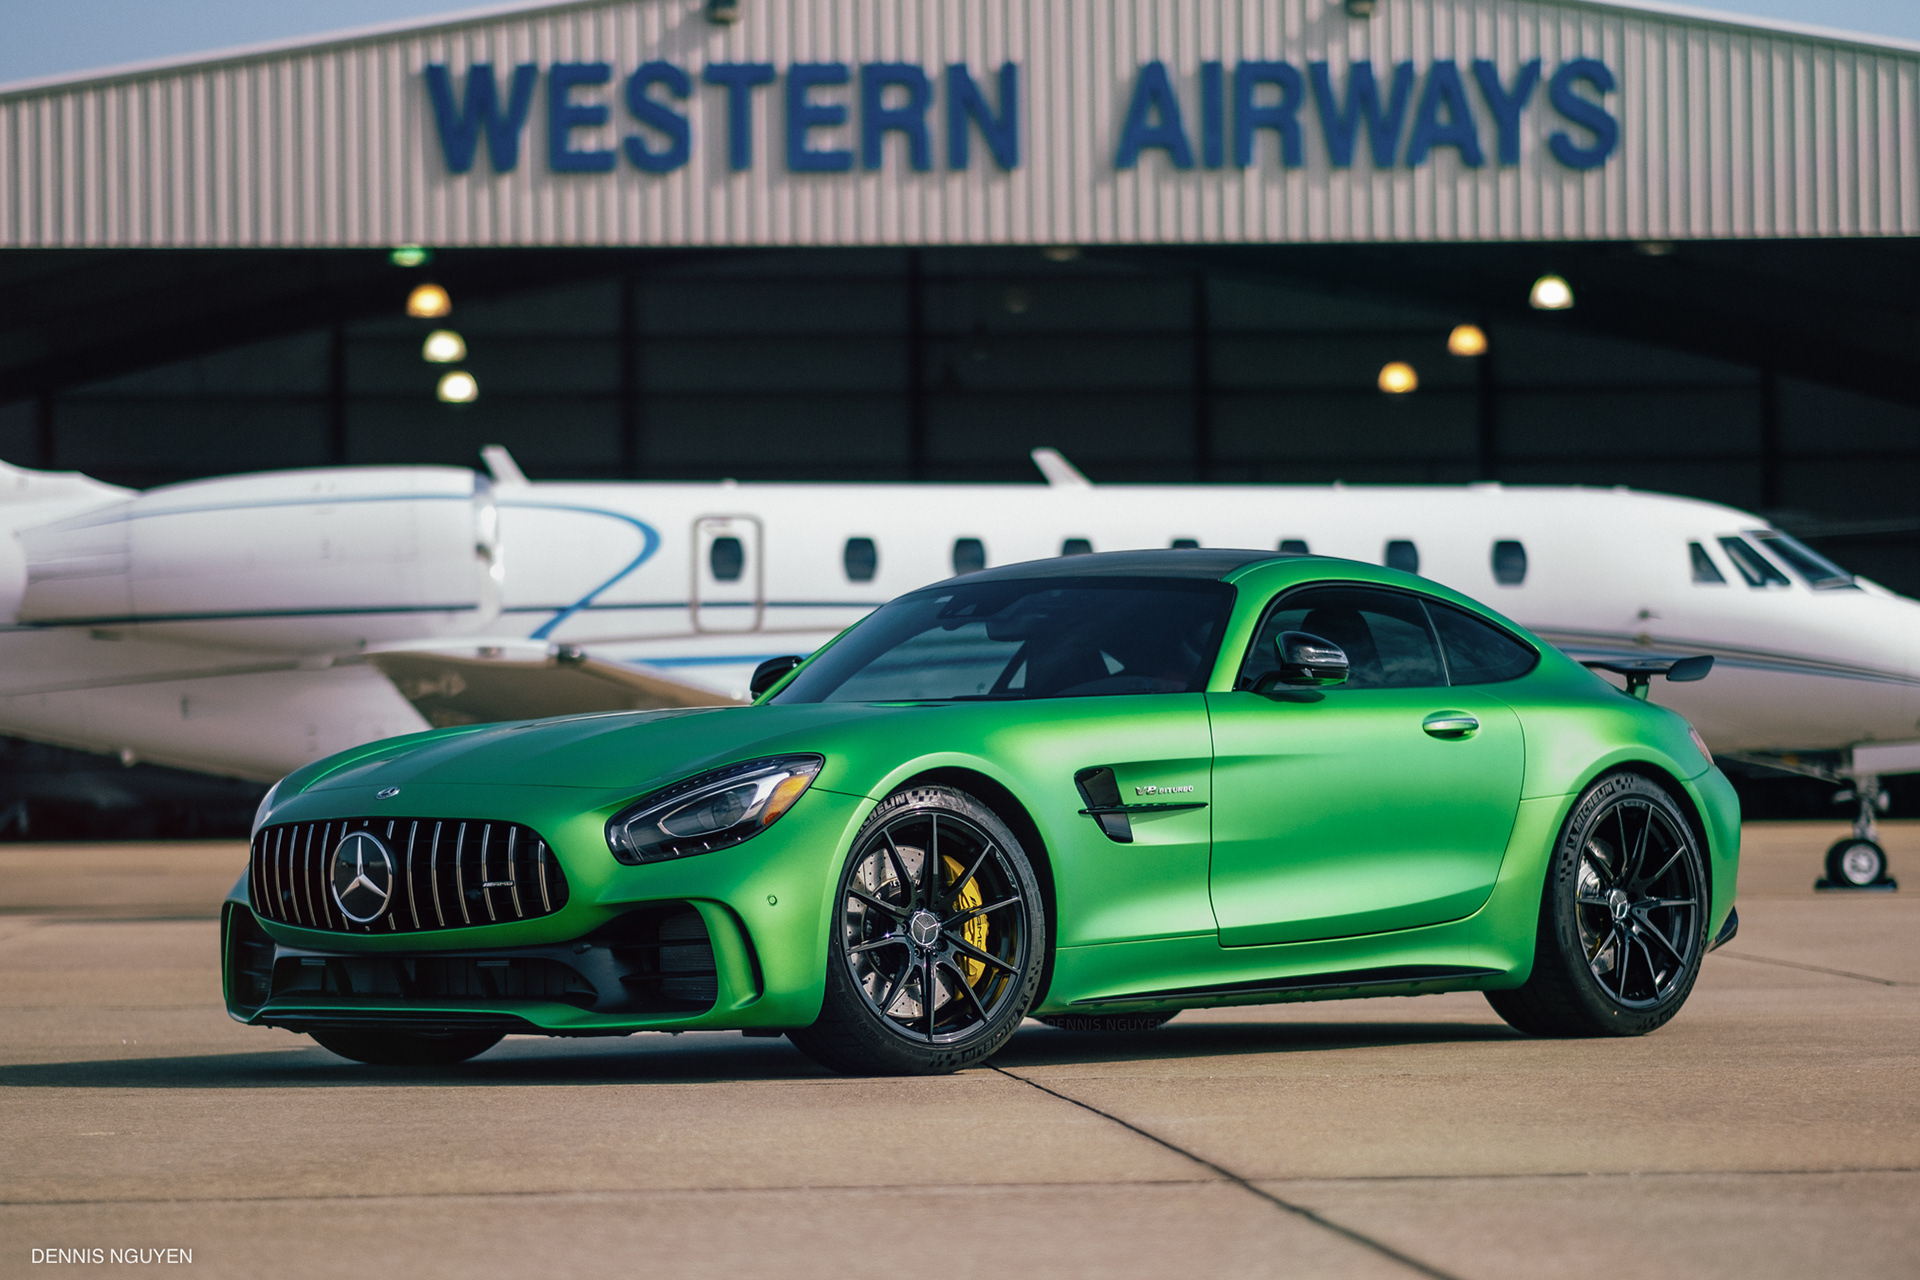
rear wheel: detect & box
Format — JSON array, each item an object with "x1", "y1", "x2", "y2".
[
  {"x1": 1487, "y1": 771, "x2": 1707, "y2": 1038},
  {"x1": 789, "y1": 785, "x2": 1044, "y2": 1076},
  {"x1": 309, "y1": 1029, "x2": 503, "y2": 1065}
]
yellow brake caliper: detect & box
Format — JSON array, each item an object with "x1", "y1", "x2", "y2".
[{"x1": 943, "y1": 855, "x2": 988, "y2": 987}]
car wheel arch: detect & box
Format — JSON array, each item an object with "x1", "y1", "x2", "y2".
[
  {"x1": 1582, "y1": 760, "x2": 1716, "y2": 908},
  {"x1": 894, "y1": 765, "x2": 1060, "y2": 1008}
]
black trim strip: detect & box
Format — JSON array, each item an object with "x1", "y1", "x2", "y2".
[
  {"x1": 1077, "y1": 802, "x2": 1206, "y2": 814},
  {"x1": 1071, "y1": 964, "x2": 1501, "y2": 1007}
]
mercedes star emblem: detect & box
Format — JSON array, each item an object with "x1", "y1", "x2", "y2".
[
  {"x1": 329, "y1": 831, "x2": 396, "y2": 925},
  {"x1": 377, "y1": 786, "x2": 401, "y2": 799}
]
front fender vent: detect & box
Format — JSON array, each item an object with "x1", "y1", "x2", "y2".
[{"x1": 249, "y1": 817, "x2": 569, "y2": 935}]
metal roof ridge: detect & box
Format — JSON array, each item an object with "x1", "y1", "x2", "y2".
[
  {"x1": 0, "y1": 0, "x2": 617, "y2": 100},
  {"x1": 2, "y1": 0, "x2": 1916, "y2": 103}
]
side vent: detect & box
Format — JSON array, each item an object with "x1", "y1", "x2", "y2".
[{"x1": 1074, "y1": 767, "x2": 1133, "y2": 843}]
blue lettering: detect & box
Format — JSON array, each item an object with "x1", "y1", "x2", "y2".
[
  {"x1": 1234, "y1": 61, "x2": 1305, "y2": 168},
  {"x1": 1472, "y1": 59, "x2": 1542, "y2": 165},
  {"x1": 425, "y1": 63, "x2": 537, "y2": 173},
  {"x1": 1548, "y1": 59, "x2": 1619, "y2": 169},
  {"x1": 624, "y1": 62, "x2": 691, "y2": 173},
  {"x1": 1116, "y1": 62, "x2": 1193, "y2": 170},
  {"x1": 861, "y1": 64, "x2": 933, "y2": 171},
  {"x1": 787, "y1": 63, "x2": 853, "y2": 172},
  {"x1": 1200, "y1": 62, "x2": 1225, "y2": 169},
  {"x1": 1405, "y1": 61, "x2": 1484, "y2": 167},
  {"x1": 947, "y1": 64, "x2": 1019, "y2": 170},
  {"x1": 1309, "y1": 61, "x2": 1415, "y2": 168},
  {"x1": 702, "y1": 63, "x2": 776, "y2": 170},
  {"x1": 548, "y1": 62, "x2": 615, "y2": 172}
]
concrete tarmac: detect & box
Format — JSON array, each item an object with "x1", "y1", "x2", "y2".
[{"x1": 1, "y1": 823, "x2": 1915, "y2": 1279}]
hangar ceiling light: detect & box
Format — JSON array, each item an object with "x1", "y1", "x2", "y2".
[
  {"x1": 1448, "y1": 324, "x2": 1488, "y2": 356},
  {"x1": 436, "y1": 370, "x2": 478, "y2": 403},
  {"x1": 407, "y1": 283, "x2": 452, "y2": 318},
  {"x1": 422, "y1": 330, "x2": 466, "y2": 363},
  {"x1": 1378, "y1": 361, "x2": 1418, "y2": 394},
  {"x1": 1529, "y1": 275, "x2": 1575, "y2": 310}
]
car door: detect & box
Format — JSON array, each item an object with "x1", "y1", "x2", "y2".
[{"x1": 1207, "y1": 585, "x2": 1525, "y2": 947}]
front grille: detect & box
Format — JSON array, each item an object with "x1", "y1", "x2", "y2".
[{"x1": 250, "y1": 817, "x2": 570, "y2": 934}]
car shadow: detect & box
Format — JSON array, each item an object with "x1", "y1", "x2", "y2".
[
  {"x1": 0, "y1": 1018, "x2": 1521, "y2": 1089},
  {"x1": 993, "y1": 1017, "x2": 1522, "y2": 1068}
]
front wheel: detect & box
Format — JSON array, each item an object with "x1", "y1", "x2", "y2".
[
  {"x1": 1825, "y1": 838, "x2": 1888, "y2": 887},
  {"x1": 309, "y1": 1029, "x2": 503, "y2": 1065},
  {"x1": 789, "y1": 785, "x2": 1045, "y2": 1076},
  {"x1": 1487, "y1": 771, "x2": 1708, "y2": 1038}
]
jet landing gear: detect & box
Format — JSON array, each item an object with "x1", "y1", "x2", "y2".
[{"x1": 1818, "y1": 774, "x2": 1898, "y2": 892}]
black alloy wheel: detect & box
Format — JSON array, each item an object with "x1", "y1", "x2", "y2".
[
  {"x1": 789, "y1": 785, "x2": 1044, "y2": 1075},
  {"x1": 1488, "y1": 771, "x2": 1708, "y2": 1037}
]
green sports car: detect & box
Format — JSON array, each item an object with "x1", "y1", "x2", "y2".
[{"x1": 223, "y1": 550, "x2": 1740, "y2": 1075}]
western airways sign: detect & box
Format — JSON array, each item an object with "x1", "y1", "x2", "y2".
[{"x1": 425, "y1": 57, "x2": 1619, "y2": 177}]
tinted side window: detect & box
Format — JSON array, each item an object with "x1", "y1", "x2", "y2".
[
  {"x1": 709, "y1": 536, "x2": 744, "y2": 582},
  {"x1": 1491, "y1": 540, "x2": 1527, "y2": 585},
  {"x1": 1429, "y1": 603, "x2": 1538, "y2": 684},
  {"x1": 1385, "y1": 540, "x2": 1419, "y2": 573},
  {"x1": 1240, "y1": 586, "x2": 1445, "y2": 690},
  {"x1": 843, "y1": 537, "x2": 877, "y2": 582},
  {"x1": 952, "y1": 537, "x2": 986, "y2": 576}
]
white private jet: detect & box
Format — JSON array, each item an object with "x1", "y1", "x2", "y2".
[{"x1": 2, "y1": 446, "x2": 1914, "y2": 885}]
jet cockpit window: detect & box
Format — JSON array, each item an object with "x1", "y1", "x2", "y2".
[
  {"x1": 843, "y1": 537, "x2": 878, "y2": 583},
  {"x1": 1753, "y1": 532, "x2": 1856, "y2": 589},
  {"x1": 1718, "y1": 536, "x2": 1791, "y2": 588},
  {"x1": 1688, "y1": 542, "x2": 1727, "y2": 584}
]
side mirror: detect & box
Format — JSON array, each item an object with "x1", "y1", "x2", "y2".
[
  {"x1": 1275, "y1": 631, "x2": 1349, "y2": 687},
  {"x1": 749, "y1": 655, "x2": 804, "y2": 699}
]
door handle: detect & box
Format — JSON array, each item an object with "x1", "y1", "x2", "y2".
[{"x1": 1422, "y1": 711, "x2": 1479, "y2": 739}]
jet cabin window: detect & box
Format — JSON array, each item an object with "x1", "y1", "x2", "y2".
[
  {"x1": 1384, "y1": 540, "x2": 1420, "y2": 574},
  {"x1": 952, "y1": 538, "x2": 986, "y2": 576},
  {"x1": 1171, "y1": 538, "x2": 1200, "y2": 549},
  {"x1": 1718, "y1": 536, "x2": 1791, "y2": 588},
  {"x1": 1689, "y1": 542, "x2": 1727, "y2": 584},
  {"x1": 843, "y1": 537, "x2": 878, "y2": 583},
  {"x1": 1491, "y1": 540, "x2": 1527, "y2": 585},
  {"x1": 1061, "y1": 538, "x2": 1093, "y2": 556},
  {"x1": 709, "y1": 536, "x2": 745, "y2": 582},
  {"x1": 1753, "y1": 532, "x2": 1856, "y2": 589},
  {"x1": 1279, "y1": 539, "x2": 1310, "y2": 554}
]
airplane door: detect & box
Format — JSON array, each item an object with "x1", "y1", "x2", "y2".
[{"x1": 692, "y1": 516, "x2": 764, "y2": 632}]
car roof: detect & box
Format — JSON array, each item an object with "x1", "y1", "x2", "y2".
[{"x1": 952, "y1": 548, "x2": 1296, "y2": 583}]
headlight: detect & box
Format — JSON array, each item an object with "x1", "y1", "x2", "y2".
[{"x1": 606, "y1": 755, "x2": 823, "y2": 865}]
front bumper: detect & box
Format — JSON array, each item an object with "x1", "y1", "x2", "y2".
[{"x1": 225, "y1": 783, "x2": 873, "y2": 1034}]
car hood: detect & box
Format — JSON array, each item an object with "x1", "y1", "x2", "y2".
[{"x1": 295, "y1": 703, "x2": 895, "y2": 798}]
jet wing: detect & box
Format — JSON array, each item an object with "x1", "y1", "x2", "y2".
[{"x1": 366, "y1": 645, "x2": 741, "y2": 728}]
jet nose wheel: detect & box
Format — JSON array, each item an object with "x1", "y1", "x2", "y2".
[{"x1": 1823, "y1": 838, "x2": 1893, "y2": 889}]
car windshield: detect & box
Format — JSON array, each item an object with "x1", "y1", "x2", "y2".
[{"x1": 771, "y1": 577, "x2": 1235, "y2": 703}]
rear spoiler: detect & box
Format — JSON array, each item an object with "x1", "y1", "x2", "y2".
[{"x1": 1580, "y1": 655, "x2": 1714, "y2": 700}]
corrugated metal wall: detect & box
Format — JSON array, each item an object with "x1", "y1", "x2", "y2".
[{"x1": 2, "y1": 0, "x2": 1916, "y2": 248}]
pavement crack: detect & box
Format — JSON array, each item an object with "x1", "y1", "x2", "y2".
[
  {"x1": 1715, "y1": 950, "x2": 1905, "y2": 986},
  {"x1": 988, "y1": 1064, "x2": 1467, "y2": 1280}
]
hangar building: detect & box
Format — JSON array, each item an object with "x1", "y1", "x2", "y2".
[{"x1": 0, "y1": 0, "x2": 1916, "y2": 597}]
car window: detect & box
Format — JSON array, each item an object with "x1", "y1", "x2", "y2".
[
  {"x1": 1718, "y1": 536, "x2": 1790, "y2": 587},
  {"x1": 1240, "y1": 586, "x2": 1446, "y2": 690},
  {"x1": 1428, "y1": 603, "x2": 1538, "y2": 684},
  {"x1": 773, "y1": 577, "x2": 1233, "y2": 703}
]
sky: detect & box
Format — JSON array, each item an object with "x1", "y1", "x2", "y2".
[{"x1": 0, "y1": 0, "x2": 1915, "y2": 86}]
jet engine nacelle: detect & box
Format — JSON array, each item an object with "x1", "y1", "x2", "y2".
[{"x1": 16, "y1": 467, "x2": 502, "y2": 653}]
